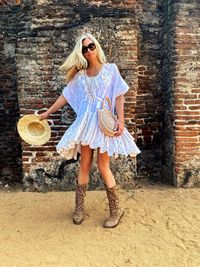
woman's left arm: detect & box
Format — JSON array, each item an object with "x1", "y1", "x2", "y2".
[{"x1": 115, "y1": 94, "x2": 125, "y2": 136}]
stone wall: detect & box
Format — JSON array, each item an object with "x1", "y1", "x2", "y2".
[
  {"x1": 2, "y1": 0, "x2": 139, "y2": 191},
  {"x1": 160, "y1": 0, "x2": 176, "y2": 185},
  {"x1": 0, "y1": 0, "x2": 199, "y2": 190},
  {"x1": 0, "y1": 3, "x2": 22, "y2": 185},
  {"x1": 136, "y1": 0, "x2": 163, "y2": 180}
]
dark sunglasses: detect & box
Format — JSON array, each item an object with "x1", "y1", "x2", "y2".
[{"x1": 82, "y1": 43, "x2": 96, "y2": 54}]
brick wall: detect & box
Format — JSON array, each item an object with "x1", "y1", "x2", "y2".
[
  {"x1": 173, "y1": 0, "x2": 200, "y2": 187},
  {"x1": 160, "y1": 0, "x2": 200, "y2": 187},
  {"x1": 160, "y1": 0, "x2": 176, "y2": 185},
  {"x1": 0, "y1": 4, "x2": 22, "y2": 185},
  {"x1": 136, "y1": 0, "x2": 163, "y2": 180},
  {"x1": 0, "y1": 0, "x2": 199, "y2": 190},
  {"x1": 15, "y1": 0, "x2": 139, "y2": 191}
]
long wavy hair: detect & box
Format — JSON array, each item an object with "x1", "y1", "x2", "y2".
[{"x1": 59, "y1": 32, "x2": 107, "y2": 84}]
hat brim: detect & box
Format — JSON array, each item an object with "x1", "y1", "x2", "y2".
[{"x1": 17, "y1": 114, "x2": 51, "y2": 146}]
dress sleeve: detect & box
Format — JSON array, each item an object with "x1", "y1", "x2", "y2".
[
  {"x1": 111, "y1": 63, "x2": 129, "y2": 99},
  {"x1": 62, "y1": 74, "x2": 79, "y2": 114}
]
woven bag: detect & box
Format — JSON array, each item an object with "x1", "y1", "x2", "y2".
[{"x1": 98, "y1": 96, "x2": 118, "y2": 136}]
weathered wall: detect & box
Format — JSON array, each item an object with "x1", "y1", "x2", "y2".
[
  {"x1": 6, "y1": 0, "x2": 139, "y2": 191},
  {"x1": 0, "y1": 4, "x2": 22, "y2": 185},
  {"x1": 172, "y1": 0, "x2": 200, "y2": 187},
  {"x1": 160, "y1": 0, "x2": 176, "y2": 185},
  {"x1": 135, "y1": 0, "x2": 163, "y2": 180},
  {"x1": 0, "y1": 0, "x2": 199, "y2": 190},
  {"x1": 160, "y1": 0, "x2": 200, "y2": 187}
]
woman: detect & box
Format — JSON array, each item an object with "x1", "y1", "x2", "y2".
[{"x1": 39, "y1": 32, "x2": 141, "y2": 228}]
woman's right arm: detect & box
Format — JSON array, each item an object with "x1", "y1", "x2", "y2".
[{"x1": 39, "y1": 95, "x2": 68, "y2": 120}]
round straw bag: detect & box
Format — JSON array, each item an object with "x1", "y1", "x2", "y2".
[{"x1": 98, "y1": 96, "x2": 118, "y2": 137}]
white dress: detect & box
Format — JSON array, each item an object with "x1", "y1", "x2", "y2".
[{"x1": 56, "y1": 63, "x2": 141, "y2": 160}]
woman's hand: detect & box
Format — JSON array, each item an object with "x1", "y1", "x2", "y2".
[
  {"x1": 115, "y1": 95, "x2": 125, "y2": 137},
  {"x1": 114, "y1": 119, "x2": 124, "y2": 136},
  {"x1": 39, "y1": 111, "x2": 50, "y2": 121}
]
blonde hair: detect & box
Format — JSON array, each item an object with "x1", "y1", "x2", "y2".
[{"x1": 59, "y1": 32, "x2": 107, "y2": 84}]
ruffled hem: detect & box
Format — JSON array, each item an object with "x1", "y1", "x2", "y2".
[
  {"x1": 56, "y1": 110, "x2": 141, "y2": 160},
  {"x1": 56, "y1": 139, "x2": 140, "y2": 160}
]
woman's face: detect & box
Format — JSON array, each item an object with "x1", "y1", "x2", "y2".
[{"x1": 82, "y1": 38, "x2": 98, "y2": 61}]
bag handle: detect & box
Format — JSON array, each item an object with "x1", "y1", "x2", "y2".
[{"x1": 102, "y1": 96, "x2": 112, "y2": 110}]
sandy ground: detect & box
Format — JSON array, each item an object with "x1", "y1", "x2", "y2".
[{"x1": 0, "y1": 181, "x2": 200, "y2": 267}]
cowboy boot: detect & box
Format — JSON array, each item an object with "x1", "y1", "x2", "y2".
[
  {"x1": 73, "y1": 183, "x2": 88, "y2": 225},
  {"x1": 103, "y1": 185, "x2": 124, "y2": 228}
]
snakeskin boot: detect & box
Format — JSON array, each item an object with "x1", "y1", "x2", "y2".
[
  {"x1": 103, "y1": 185, "x2": 124, "y2": 228},
  {"x1": 73, "y1": 183, "x2": 88, "y2": 225}
]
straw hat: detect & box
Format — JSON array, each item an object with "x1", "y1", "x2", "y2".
[{"x1": 17, "y1": 114, "x2": 51, "y2": 146}]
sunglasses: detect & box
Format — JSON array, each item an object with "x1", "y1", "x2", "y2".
[{"x1": 82, "y1": 43, "x2": 96, "y2": 54}]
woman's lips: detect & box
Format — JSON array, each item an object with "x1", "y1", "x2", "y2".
[{"x1": 86, "y1": 52, "x2": 93, "y2": 56}]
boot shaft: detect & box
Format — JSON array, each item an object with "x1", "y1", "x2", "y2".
[
  {"x1": 73, "y1": 183, "x2": 88, "y2": 225},
  {"x1": 104, "y1": 185, "x2": 124, "y2": 228},
  {"x1": 105, "y1": 185, "x2": 120, "y2": 217},
  {"x1": 75, "y1": 183, "x2": 88, "y2": 212}
]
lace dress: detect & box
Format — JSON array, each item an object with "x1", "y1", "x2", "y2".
[{"x1": 56, "y1": 63, "x2": 141, "y2": 160}]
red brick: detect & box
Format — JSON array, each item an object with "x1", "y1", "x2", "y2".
[
  {"x1": 175, "y1": 111, "x2": 200, "y2": 115},
  {"x1": 176, "y1": 142, "x2": 198, "y2": 148},
  {"x1": 175, "y1": 115, "x2": 200, "y2": 120},
  {"x1": 188, "y1": 105, "x2": 200, "y2": 110},
  {"x1": 184, "y1": 100, "x2": 200, "y2": 105},
  {"x1": 175, "y1": 131, "x2": 199, "y2": 137},
  {"x1": 175, "y1": 137, "x2": 199, "y2": 142}
]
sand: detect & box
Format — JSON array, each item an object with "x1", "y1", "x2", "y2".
[{"x1": 0, "y1": 180, "x2": 200, "y2": 267}]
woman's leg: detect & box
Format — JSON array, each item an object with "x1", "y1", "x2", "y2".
[
  {"x1": 73, "y1": 145, "x2": 94, "y2": 225},
  {"x1": 97, "y1": 148, "x2": 124, "y2": 228},
  {"x1": 78, "y1": 144, "x2": 94, "y2": 184},
  {"x1": 96, "y1": 148, "x2": 116, "y2": 188}
]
